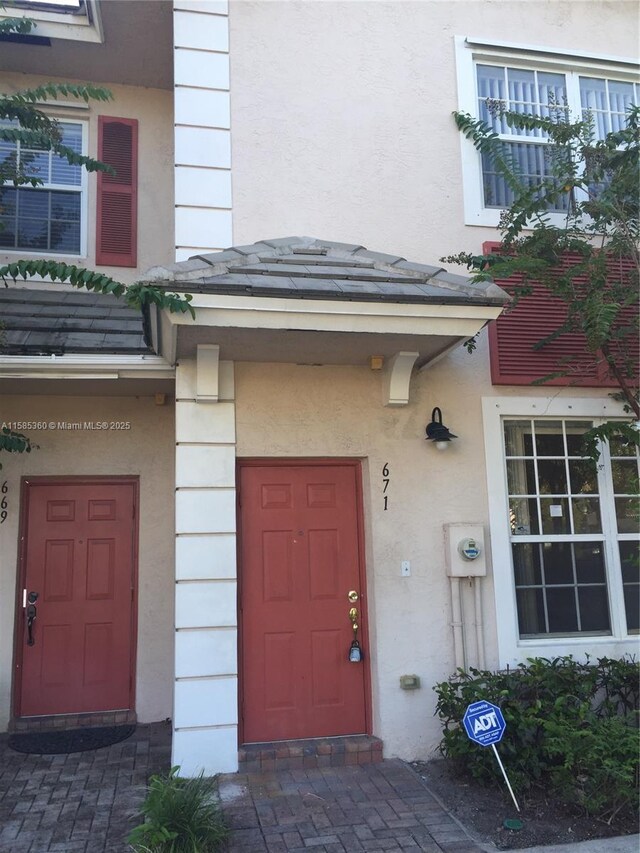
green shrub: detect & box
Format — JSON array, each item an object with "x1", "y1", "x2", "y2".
[
  {"x1": 128, "y1": 766, "x2": 229, "y2": 853},
  {"x1": 544, "y1": 714, "x2": 639, "y2": 821},
  {"x1": 433, "y1": 656, "x2": 639, "y2": 819}
]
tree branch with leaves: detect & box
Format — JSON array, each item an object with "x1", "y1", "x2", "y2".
[
  {"x1": 0, "y1": 15, "x2": 194, "y2": 463},
  {"x1": 443, "y1": 100, "x2": 639, "y2": 456},
  {"x1": 0, "y1": 17, "x2": 194, "y2": 317}
]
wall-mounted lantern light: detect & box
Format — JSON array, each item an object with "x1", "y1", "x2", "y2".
[{"x1": 426, "y1": 407, "x2": 457, "y2": 450}]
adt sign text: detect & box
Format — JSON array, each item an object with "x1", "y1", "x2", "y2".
[{"x1": 463, "y1": 700, "x2": 506, "y2": 747}]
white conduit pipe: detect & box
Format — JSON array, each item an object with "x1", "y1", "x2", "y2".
[
  {"x1": 474, "y1": 577, "x2": 486, "y2": 671},
  {"x1": 450, "y1": 576, "x2": 466, "y2": 671}
]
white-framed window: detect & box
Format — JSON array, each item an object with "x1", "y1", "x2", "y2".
[
  {"x1": 455, "y1": 37, "x2": 640, "y2": 227},
  {"x1": 0, "y1": 119, "x2": 87, "y2": 256},
  {"x1": 0, "y1": 2, "x2": 103, "y2": 45},
  {"x1": 483, "y1": 396, "x2": 639, "y2": 667}
]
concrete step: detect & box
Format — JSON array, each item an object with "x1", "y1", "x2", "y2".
[
  {"x1": 10, "y1": 709, "x2": 137, "y2": 732},
  {"x1": 238, "y1": 734, "x2": 383, "y2": 772}
]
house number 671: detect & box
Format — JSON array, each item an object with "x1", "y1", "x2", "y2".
[{"x1": 382, "y1": 463, "x2": 390, "y2": 511}]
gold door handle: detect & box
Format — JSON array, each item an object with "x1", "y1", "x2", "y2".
[
  {"x1": 349, "y1": 606, "x2": 358, "y2": 634},
  {"x1": 347, "y1": 599, "x2": 363, "y2": 663}
]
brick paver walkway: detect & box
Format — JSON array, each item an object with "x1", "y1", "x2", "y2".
[
  {"x1": 1, "y1": 727, "x2": 484, "y2": 853},
  {"x1": 0, "y1": 721, "x2": 171, "y2": 853},
  {"x1": 220, "y1": 759, "x2": 485, "y2": 853}
]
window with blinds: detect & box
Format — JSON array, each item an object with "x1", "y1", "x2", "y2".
[
  {"x1": 0, "y1": 120, "x2": 84, "y2": 254},
  {"x1": 475, "y1": 63, "x2": 638, "y2": 212}
]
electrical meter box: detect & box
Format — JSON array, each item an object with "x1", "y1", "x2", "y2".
[{"x1": 444, "y1": 523, "x2": 487, "y2": 577}]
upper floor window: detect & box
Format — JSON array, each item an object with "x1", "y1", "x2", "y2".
[
  {"x1": 0, "y1": 2, "x2": 100, "y2": 45},
  {"x1": 0, "y1": 120, "x2": 85, "y2": 255},
  {"x1": 477, "y1": 64, "x2": 570, "y2": 212},
  {"x1": 580, "y1": 77, "x2": 638, "y2": 137},
  {"x1": 455, "y1": 38, "x2": 640, "y2": 227}
]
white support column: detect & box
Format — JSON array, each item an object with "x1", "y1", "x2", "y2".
[
  {"x1": 173, "y1": 1, "x2": 232, "y2": 261},
  {"x1": 173, "y1": 356, "x2": 238, "y2": 776},
  {"x1": 196, "y1": 344, "x2": 220, "y2": 402}
]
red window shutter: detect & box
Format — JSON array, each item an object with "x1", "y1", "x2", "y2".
[
  {"x1": 96, "y1": 116, "x2": 138, "y2": 268},
  {"x1": 485, "y1": 242, "x2": 639, "y2": 388}
]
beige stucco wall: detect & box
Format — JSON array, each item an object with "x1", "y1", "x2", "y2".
[
  {"x1": 229, "y1": 0, "x2": 638, "y2": 262},
  {"x1": 234, "y1": 334, "x2": 615, "y2": 760},
  {"x1": 0, "y1": 73, "x2": 173, "y2": 284},
  {"x1": 227, "y1": 0, "x2": 637, "y2": 758},
  {"x1": 0, "y1": 394, "x2": 174, "y2": 730}
]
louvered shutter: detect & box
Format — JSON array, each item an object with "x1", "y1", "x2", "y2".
[
  {"x1": 486, "y1": 242, "x2": 639, "y2": 388},
  {"x1": 96, "y1": 117, "x2": 138, "y2": 267}
]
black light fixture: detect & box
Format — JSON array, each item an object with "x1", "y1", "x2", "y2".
[{"x1": 426, "y1": 407, "x2": 457, "y2": 450}]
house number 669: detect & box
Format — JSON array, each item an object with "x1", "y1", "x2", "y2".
[
  {"x1": 382, "y1": 463, "x2": 390, "y2": 511},
  {"x1": 1, "y1": 481, "x2": 7, "y2": 523}
]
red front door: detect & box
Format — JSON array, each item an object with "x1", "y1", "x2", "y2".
[
  {"x1": 239, "y1": 462, "x2": 369, "y2": 743},
  {"x1": 16, "y1": 479, "x2": 137, "y2": 717}
]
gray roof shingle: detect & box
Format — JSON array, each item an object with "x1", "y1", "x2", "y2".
[
  {"x1": 144, "y1": 236, "x2": 508, "y2": 307},
  {"x1": 0, "y1": 289, "x2": 152, "y2": 355}
]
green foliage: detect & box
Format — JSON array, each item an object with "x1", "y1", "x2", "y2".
[
  {"x1": 0, "y1": 15, "x2": 195, "y2": 349},
  {"x1": 128, "y1": 766, "x2": 229, "y2": 853},
  {"x1": 445, "y1": 103, "x2": 640, "y2": 424},
  {"x1": 434, "y1": 656, "x2": 640, "y2": 820},
  {"x1": 0, "y1": 427, "x2": 33, "y2": 454},
  {"x1": 0, "y1": 16, "x2": 34, "y2": 36},
  {"x1": 0, "y1": 67, "x2": 114, "y2": 184},
  {"x1": 544, "y1": 714, "x2": 638, "y2": 821},
  {"x1": 0, "y1": 427, "x2": 35, "y2": 470},
  {"x1": 580, "y1": 421, "x2": 640, "y2": 464},
  {"x1": 0, "y1": 19, "x2": 112, "y2": 186}
]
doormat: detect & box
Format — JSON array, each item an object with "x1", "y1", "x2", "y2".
[{"x1": 8, "y1": 724, "x2": 135, "y2": 755}]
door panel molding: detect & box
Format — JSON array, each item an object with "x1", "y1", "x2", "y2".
[
  {"x1": 237, "y1": 458, "x2": 371, "y2": 743},
  {"x1": 12, "y1": 475, "x2": 139, "y2": 719}
]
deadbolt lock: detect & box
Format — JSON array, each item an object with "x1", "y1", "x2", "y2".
[{"x1": 347, "y1": 590, "x2": 358, "y2": 603}]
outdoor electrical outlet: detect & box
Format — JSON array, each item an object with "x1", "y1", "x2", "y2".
[{"x1": 401, "y1": 561, "x2": 411, "y2": 577}]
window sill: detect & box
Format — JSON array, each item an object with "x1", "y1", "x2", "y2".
[
  {"x1": 517, "y1": 635, "x2": 636, "y2": 646},
  {"x1": 464, "y1": 208, "x2": 576, "y2": 230}
]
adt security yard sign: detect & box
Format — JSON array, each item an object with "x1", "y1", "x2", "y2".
[
  {"x1": 463, "y1": 700, "x2": 520, "y2": 812},
  {"x1": 463, "y1": 700, "x2": 506, "y2": 747}
]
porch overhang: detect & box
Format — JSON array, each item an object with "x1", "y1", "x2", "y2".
[
  {"x1": 150, "y1": 292, "x2": 502, "y2": 369},
  {"x1": 144, "y1": 236, "x2": 508, "y2": 378}
]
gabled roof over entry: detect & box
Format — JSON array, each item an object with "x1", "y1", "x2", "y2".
[
  {"x1": 146, "y1": 236, "x2": 506, "y2": 306},
  {"x1": 143, "y1": 237, "x2": 508, "y2": 398}
]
